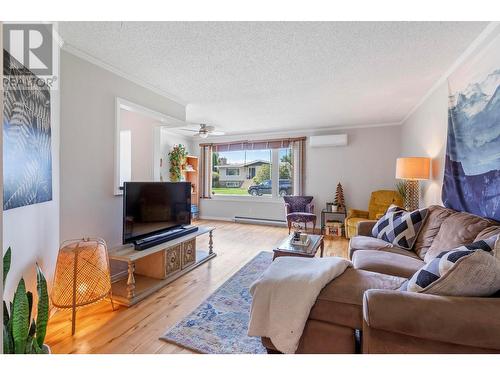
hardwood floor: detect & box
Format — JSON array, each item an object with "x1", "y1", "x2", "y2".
[{"x1": 45, "y1": 220, "x2": 349, "y2": 354}]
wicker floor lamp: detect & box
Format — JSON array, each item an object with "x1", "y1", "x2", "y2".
[{"x1": 51, "y1": 238, "x2": 114, "y2": 335}]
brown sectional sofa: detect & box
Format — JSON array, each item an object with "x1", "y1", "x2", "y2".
[{"x1": 261, "y1": 205, "x2": 500, "y2": 354}]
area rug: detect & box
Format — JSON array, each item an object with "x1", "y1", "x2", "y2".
[{"x1": 160, "y1": 251, "x2": 273, "y2": 354}]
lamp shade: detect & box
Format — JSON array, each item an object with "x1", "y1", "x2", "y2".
[
  {"x1": 395, "y1": 157, "x2": 431, "y2": 180},
  {"x1": 52, "y1": 238, "x2": 112, "y2": 310}
]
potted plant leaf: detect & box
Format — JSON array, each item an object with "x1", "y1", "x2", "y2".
[
  {"x1": 3, "y1": 247, "x2": 50, "y2": 354},
  {"x1": 395, "y1": 180, "x2": 407, "y2": 209},
  {"x1": 168, "y1": 144, "x2": 189, "y2": 182}
]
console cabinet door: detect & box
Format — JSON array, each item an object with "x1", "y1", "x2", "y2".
[
  {"x1": 166, "y1": 245, "x2": 182, "y2": 275},
  {"x1": 182, "y1": 239, "x2": 196, "y2": 268}
]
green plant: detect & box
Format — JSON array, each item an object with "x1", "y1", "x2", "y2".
[
  {"x1": 395, "y1": 180, "x2": 407, "y2": 201},
  {"x1": 253, "y1": 164, "x2": 271, "y2": 184},
  {"x1": 211, "y1": 171, "x2": 220, "y2": 187},
  {"x1": 168, "y1": 144, "x2": 189, "y2": 182},
  {"x1": 3, "y1": 247, "x2": 50, "y2": 354}
]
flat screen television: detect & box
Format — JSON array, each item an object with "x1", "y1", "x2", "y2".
[{"x1": 123, "y1": 182, "x2": 191, "y2": 244}]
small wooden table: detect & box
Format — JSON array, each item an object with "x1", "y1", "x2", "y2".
[{"x1": 273, "y1": 234, "x2": 324, "y2": 260}]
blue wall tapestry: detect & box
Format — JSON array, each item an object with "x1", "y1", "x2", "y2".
[
  {"x1": 443, "y1": 31, "x2": 500, "y2": 221},
  {"x1": 3, "y1": 51, "x2": 52, "y2": 210}
]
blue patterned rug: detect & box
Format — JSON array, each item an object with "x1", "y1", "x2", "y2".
[{"x1": 160, "y1": 251, "x2": 273, "y2": 354}]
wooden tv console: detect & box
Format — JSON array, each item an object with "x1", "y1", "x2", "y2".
[{"x1": 108, "y1": 226, "x2": 215, "y2": 306}]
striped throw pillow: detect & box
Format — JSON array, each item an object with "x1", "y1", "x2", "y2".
[
  {"x1": 405, "y1": 235, "x2": 500, "y2": 296},
  {"x1": 371, "y1": 205, "x2": 428, "y2": 250}
]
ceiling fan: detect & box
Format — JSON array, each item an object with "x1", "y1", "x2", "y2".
[{"x1": 180, "y1": 124, "x2": 225, "y2": 138}]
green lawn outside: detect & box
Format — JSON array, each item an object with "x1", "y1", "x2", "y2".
[{"x1": 212, "y1": 187, "x2": 250, "y2": 195}]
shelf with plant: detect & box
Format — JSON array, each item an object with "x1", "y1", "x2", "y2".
[{"x1": 168, "y1": 144, "x2": 189, "y2": 182}]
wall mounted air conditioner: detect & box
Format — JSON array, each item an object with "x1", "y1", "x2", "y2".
[{"x1": 309, "y1": 134, "x2": 348, "y2": 148}]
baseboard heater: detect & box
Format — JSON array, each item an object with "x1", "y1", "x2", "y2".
[{"x1": 234, "y1": 216, "x2": 287, "y2": 227}]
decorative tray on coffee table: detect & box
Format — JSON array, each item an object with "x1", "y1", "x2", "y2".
[{"x1": 290, "y1": 237, "x2": 311, "y2": 247}]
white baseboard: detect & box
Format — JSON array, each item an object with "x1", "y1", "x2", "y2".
[
  {"x1": 198, "y1": 215, "x2": 287, "y2": 227},
  {"x1": 234, "y1": 216, "x2": 287, "y2": 227},
  {"x1": 199, "y1": 215, "x2": 234, "y2": 222}
]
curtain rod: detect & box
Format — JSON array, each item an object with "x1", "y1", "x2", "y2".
[{"x1": 199, "y1": 136, "x2": 306, "y2": 147}]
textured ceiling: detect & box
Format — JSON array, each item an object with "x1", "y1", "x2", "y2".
[{"x1": 59, "y1": 21, "x2": 488, "y2": 133}]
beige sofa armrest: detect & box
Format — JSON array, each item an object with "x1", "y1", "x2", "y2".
[
  {"x1": 363, "y1": 290, "x2": 500, "y2": 351},
  {"x1": 356, "y1": 220, "x2": 377, "y2": 237}
]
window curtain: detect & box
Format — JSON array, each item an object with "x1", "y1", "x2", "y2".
[
  {"x1": 208, "y1": 138, "x2": 302, "y2": 152},
  {"x1": 292, "y1": 138, "x2": 306, "y2": 196},
  {"x1": 199, "y1": 144, "x2": 213, "y2": 198}
]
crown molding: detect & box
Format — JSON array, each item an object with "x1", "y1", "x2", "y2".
[
  {"x1": 400, "y1": 21, "x2": 500, "y2": 125},
  {"x1": 62, "y1": 43, "x2": 187, "y2": 106}
]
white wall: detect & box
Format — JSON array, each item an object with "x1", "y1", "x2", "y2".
[
  {"x1": 3, "y1": 48, "x2": 61, "y2": 301},
  {"x1": 200, "y1": 125, "x2": 402, "y2": 222},
  {"x1": 120, "y1": 109, "x2": 163, "y2": 182},
  {"x1": 400, "y1": 83, "x2": 448, "y2": 207},
  {"x1": 60, "y1": 50, "x2": 186, "y2": 249},
  {"x1": 307, "y1": 125, "x2": 402, "y2": 215}
]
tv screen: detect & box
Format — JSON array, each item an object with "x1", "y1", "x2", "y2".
[{"x1": 123, "y1": 182, "x2": 191, "y2": 244}]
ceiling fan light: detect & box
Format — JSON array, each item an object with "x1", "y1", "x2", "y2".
[{"x1": 199, "y1": 132, "x2": 209, "y2": 139}]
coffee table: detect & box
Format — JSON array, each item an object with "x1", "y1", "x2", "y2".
[{"x1": 273, "y1": 234, "x2": 324, "y2": 260}]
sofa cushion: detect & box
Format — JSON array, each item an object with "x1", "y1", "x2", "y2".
[
  {"x1": 405, "y1": 235, "x2": 500, "y2": 296},
  {"x1": 413, "y1": 205, "x2": 455, "y2": 260},
  {"x1": 349, "y1": 235, "x2": 394, "y2": 251},
  {"x1": 309, "y1": 268, "x2": 405, "y2": 329},
  {"x1": 286, "y1": 212, "x2": 316, "y2": 222},
  {"x1": 352, "y1": 250, "x2": 425, "y2": 278},
  {"x1": 371, "y1": 205, "x2": 428, "y2": 250},
  {"x1": 348, "y1": 236, "x2": 422, "y2": 260},
  {"x1": 424, "y1": 211, "x2": 492, "y2": 263}
]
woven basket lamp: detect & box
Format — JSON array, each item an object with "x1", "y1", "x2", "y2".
[{"x1": 51, "y1": 238, "x2": 114, "y2": 335}]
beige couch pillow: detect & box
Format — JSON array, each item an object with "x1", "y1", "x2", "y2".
[
  {"x1": 405, "y1": 235, "x2": 500, "y2": 296},
  {"x1": 424, "y1": 211, "x2": 492, "y2": 263}
]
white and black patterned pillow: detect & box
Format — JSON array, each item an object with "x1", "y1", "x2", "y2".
[
  {"x1": 371, "y1": 205, "x2": 428, "y2": 250},
  {"x1": 404, "y1": 235, "x2": 500, "y2": 296}
]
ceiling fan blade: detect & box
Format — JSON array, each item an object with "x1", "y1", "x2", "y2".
[
  {"x1": 211, "y1": 131, "x2": 225, "y2": 135},
  {"x1": 204, "y1": 125, "x2": 215, "y2": 132},
  {"x1": 179, "y1": 128, "x2": 199, "y2": 132}
]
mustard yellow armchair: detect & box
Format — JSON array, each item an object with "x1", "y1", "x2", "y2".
[{"x1": 345, "y1": 190, "x2": 403, "y2": 238}]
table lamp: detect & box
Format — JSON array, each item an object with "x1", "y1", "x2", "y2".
[
  {"x1": 395, "y1": 157, "x2": 431, "y2": 211},
  {"x1": 51, "y1": 238, "x2": 114, "y2": 335}
]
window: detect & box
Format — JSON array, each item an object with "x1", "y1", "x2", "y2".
[
  {"x1": 212, "y1": 149, "x2": 272, "y2": 196},
  {"x1": 202, "y1": 137, "x2": 305, "y2": 199},
  {"x1": 247, "y1": 167, "x2": 256, "y2": 179},
  {"x1": 226, "y1": 168, "x2": 240, "y2": 176}
]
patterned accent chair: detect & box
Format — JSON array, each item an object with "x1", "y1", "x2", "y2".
[
  {"x1": 284, "y1": 196, "x2": 316, "y2": 234},
  {"x1": 345, "y1": 190, "x2": 403, "y2": 239}
]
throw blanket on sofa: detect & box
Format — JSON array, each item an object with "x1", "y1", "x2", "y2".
[{"x1": 248, "y1": 256, "x2": 352, "y2": 353}]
